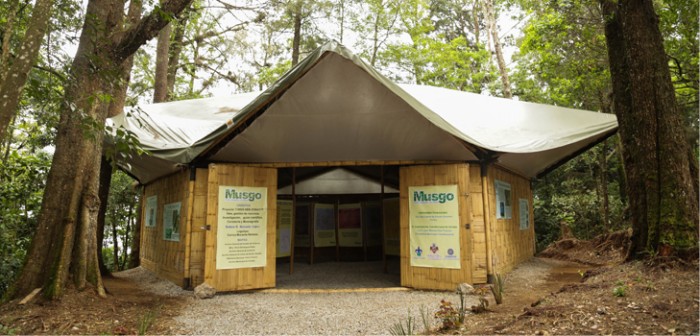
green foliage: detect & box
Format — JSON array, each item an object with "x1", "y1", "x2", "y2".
[
  {"x1": 532, "y1": 141, "x2": 627, "y2": 250},
  {"x1": 379, "y1": 0, "x2": 496, "y2": 92},
  {"x1": 104, "y1": 170, "x2": 141, "y2": 271},
  {"x1": 0, "y1": 149, "x2": 51, "y2": 298},
  {"x1": 0, "y1": 322, "x2": 17, "y2": 335},
  {"x1": 388, "y1": 310, "x2": 415, "y2": 336},
  {"x1": 434, "y1": 299, "x2": 461, "y2": 330},
  {"x1": 491, "y1": 273, "x2": 504, "y2": 304},
  {"x1": 138, "y1": 308, "x2": 157, "y2": 335},
  {"x1": 613, "y1": 280, "x2": 628, "y2": 297},
  {"x1": 418, "y1": 305, "x2": 431, "y2": 333}
]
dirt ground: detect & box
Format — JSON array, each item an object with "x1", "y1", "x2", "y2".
[
  {"x1": 0, "y1": 276, "x2": 185, "y2": 335},
  {"x1": 1, "y1": 231, "x2": 698, "y2": 335}
]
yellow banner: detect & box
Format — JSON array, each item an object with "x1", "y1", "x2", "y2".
[
  {"x1": 276, "y1": 200, "x2": 292, "y2": 257},
  {"x1": 408, "y1": 185, "x2": 460, "y2": 269},
  {"x1": 216, "y1": 186, "x2": 268, "y2": 270}
]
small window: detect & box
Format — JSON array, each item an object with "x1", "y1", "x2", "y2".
[
  {"x1": 519, "y1": 198, "x2": 529, "y2": 230},
  {"x1": 495, "y1": 180, "x2": 512, "y2": 219}
]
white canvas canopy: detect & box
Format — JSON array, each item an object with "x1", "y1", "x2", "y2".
[{"x1": 107, "y1": 41, "x2": 617, "y2": 184}]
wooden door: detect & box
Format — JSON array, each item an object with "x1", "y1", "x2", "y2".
[
  {"x1": 399, "y1": 164, "x2": 472, "y2": 290},
  {"x1": 204, "y1": 164, "x2": 277, "y2": 291}
]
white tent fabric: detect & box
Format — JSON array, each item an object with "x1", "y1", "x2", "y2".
[{"x1": 107, "y1": 42, "x2": 617, "y2": 184}]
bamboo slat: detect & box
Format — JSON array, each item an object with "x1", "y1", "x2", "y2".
[
  {"x1": 399, "y1": 163, "x2": 473, "y2": 290},
  {"x1": 486, "y1": 166, "x2": 535, "y2": 275},
  {"x1": 140, "y1": 170, "x2": 190, "y2": 286},
  {"x1": 204, "y1": 164, "x2": 277, "y2": 291},
  {"x1": 187, "y1": 168, "x2": 209, "y2": 287}
]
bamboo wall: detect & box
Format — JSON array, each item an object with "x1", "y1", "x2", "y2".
[
  {"x1": 187, "y1": 168, "x2": 209, "y2": 287},
  {"x1": 399, "y1": 164, "x2": 473, "y2": 290},
  {"x1": 468, "y1": 165, "x2": 488, "y2": 283},
  {"x1": 204, "y1": 164, "x2": 277, "y2": 291},
  {"x1": 487, "y1": 166, "x2": 535, "y2": 275},
  {"x1": 140, "y1": 170, "x2": 190, "y2": 287}
]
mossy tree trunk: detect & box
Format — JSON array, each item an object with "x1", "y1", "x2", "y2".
[
  {"x1": 600, "y1": 0, "x2": 699, "y2": 258},
  {"x1": 9, "y1": 0, "x2": 193, "y2": 301}
]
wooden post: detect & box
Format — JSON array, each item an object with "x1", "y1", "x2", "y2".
[
  {"x1": 381, "y1": 166, "x2": 387, "y2": 273},
  {"x1": 480, "y1": 162, "x2": 495, "y2": 283},
  {"x1": 335, "y1": 200, "x2": 340, "y2": 262},
  {"x1": 183, "y1": 168, "x2": 196, "y2": 288},
  {"x1": 310, "y1": 204, "x2": 314, "y2": 265},
  {"x1": 363, "y1": 202, "x2": 368, "y2": 262},
  {"x1": 290, "y1": 168, "x2": 296, "y2": 274}
]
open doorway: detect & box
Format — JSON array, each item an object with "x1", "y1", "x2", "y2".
[{"x1": 274, "y1": 166, "x2": 401, "y2": 289}]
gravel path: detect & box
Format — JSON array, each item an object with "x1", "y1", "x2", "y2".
[{"x1": 117, "y1": 260, "x2": 564, "y2": 335}]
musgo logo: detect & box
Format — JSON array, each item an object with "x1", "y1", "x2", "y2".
[
  {"x1": 413, "y1": 190, "x2": 455, "y2": 204},
  {"x1": 224, "y1": 189, "x2": 263, "y2": 202}
]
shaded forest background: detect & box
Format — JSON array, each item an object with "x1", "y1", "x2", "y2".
[{"x1": 0, "y1": 0, "x2": 697, "y2": 297}]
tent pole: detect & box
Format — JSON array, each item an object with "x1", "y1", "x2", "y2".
[{"x1": 290, "y1": 168, "x2": 296, "y2": 275}]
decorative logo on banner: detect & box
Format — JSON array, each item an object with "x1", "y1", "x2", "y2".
[
  {"x1": 408, "y1": 185, "x2": 461, "y2": 269},
  {"x1": 216, "y1": 186, "x2": 268, "y2": 270}
]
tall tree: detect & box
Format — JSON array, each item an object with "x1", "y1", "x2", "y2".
[
  {"x1": 9, "y1": 0, "x2": 193, "y2": 300},
  {"x1": 600, "y1": 0, "x2": 698, "y2": 257},
  {"x1": 0, "y1": 0, "x2": 54, "y2": 142},
  {"x1": 483, "y1": 0, "x2": 511, "y2": 97}
]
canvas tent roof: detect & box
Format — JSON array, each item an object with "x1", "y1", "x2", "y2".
[{"x1": 107, "y1": 41, "x2": 617, "y2": 184}]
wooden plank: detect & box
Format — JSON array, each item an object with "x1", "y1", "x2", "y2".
[
  {"x1": 487, "y1": 166, "x2": 535, "y2": 275},
  {"x1": 140, "y1": 170, "x2": 190, "y2": 286},
  {"x1": 204, "y1": 165, "x2": 277, "y2": 291},
  {"x1": 188, "y1": 168, "x2": 209, "y2": 287},
  {"x1": 243, "y1": 160, "x2": 459, "y2": 168},
  {"x1": 399, "y1": 163, "x2": 473, "y2": 290}
]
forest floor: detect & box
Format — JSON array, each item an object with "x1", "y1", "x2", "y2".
[{"x1": 0, "y1": 230, "x2": 698, "y2": 335}]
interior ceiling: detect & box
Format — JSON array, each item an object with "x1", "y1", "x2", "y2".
[
  {"x1": 209, "y1": 53, "x2": 478, "y2": 164},
  {"x1": 277, "y1": 167, "x2": 400, "y2": 195},
  {"x1": 277, "y1": 166, "x2": 400, "y2": 190}
]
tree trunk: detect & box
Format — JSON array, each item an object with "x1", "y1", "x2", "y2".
[
  {"x1": 166, "y1": 14, "x2": 189, "y2": 96},
  {"x1": 129, "y1": 187, "x2": 143, "y2": 268},
  {"x1": 111, "y1": 206, "x2": 119, "y2": 272},
  {"x1": 483, "y1": 0, "x2": 511, "y2": 98},
  {"x1": 0, "y1": 0, "x2": 55, "y2": 142},
  {"x1": 96, "y1": 157, "x2": 113, "y2": 275},
  {"x1": 120, "y1": 202, "x2": 133, "y2": 270},
  {"x1": 473, "y1": 0, "x2": 480, "y2": 46},
  {"x1": 98, "y1": 0, "x2": 141, "y2": 277},
  {"x1": 291, "y1": 1, "x2": 302, "y2": 66},
  {"x1": 601, "y1": 0, "x2": 699, "y2": 258},
  {"x1": 10, "y1": 0, "x2": 193, "y2": 300},
  {"x1": 599, "y1": 140, "x2": 610, "y2": 231},
  {"x1": 154, "y1": 22, "x2": 172, "y2": 102}
]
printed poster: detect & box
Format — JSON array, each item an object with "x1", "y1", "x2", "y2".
[
  {"x1": 163, "y1": 202, "x2": 181, "y2": 241},
  {"x1": 216, "y1": 186, "x2": 268, "y2": 269},
  {"x1": 338, "y1": 203, "x2": 362, "y2": 247},
  {"x1": 409, "y1": 185, "x2": 460, "y2": 269},
  {"x1": 276, "y1": 200, "x2": 293, "y2": 257},
  {"x1": 314, "y1": 203, "x2": 336, "y2": 247},
  {"x1": 145, "y1": 195, "x2": 157, "y2": 228}
]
